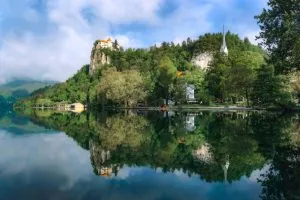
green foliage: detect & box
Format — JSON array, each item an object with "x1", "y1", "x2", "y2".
[
  {"x1": 225, "y1": 51, "x2": 265, "y2": 105},
  {"x1": 205, "y1": 54, "x2": 229, "y2": 101},
  {"x1": 98, "y1": 68, "x2": 147, "y2": 106},
  {"x1": 18, "y1": 65, "x2": 92, "y2": 107},
  {"x1": 255, "y1": 0, "x2": 300, "y2": 73},
  {"x1": 174, "y1": 70, "x2": 211, "y2": 104},
  {"x1": 21, "y1": 109, "x2": 299, "y2": 185},
  {"x1": 19, "y1": 32, "x2": 271, "y2": 107},
  {"x1": 251, "y1": 64, "x2": 293, "y2": 108},
  {"x1": 157, "y1": 56, "x2": 177, "y2": 86}
]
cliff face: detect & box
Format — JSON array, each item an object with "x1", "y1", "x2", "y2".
[
  {"x1": 191, "y1": 52, "x2": 214, "y2": 70},
  {"x1": 89, "y1": 39, "x2": 119, "y2": 75},
  {"x1": 90, "y1": 47, "x2": 111, "y2": 75}
]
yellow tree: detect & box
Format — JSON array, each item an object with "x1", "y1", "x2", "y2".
[{"x1": 98, "y1": 68, "x2": 147, "y2": 107}]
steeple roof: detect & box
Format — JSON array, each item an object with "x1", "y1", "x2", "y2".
[{"x1": 220, "y1": 25, "x2": 228, "y2": 55}]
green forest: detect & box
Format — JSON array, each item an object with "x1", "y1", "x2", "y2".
[{"x1": 16, "y1": 0, "x2": 300, "y2": 110}]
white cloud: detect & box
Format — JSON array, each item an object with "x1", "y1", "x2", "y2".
[
  {"x1": 0, "y1": 28, "x2": 95, "y2": 82},
  {"x1": 113, "y1": 34, "x2": 143, "y2": 48},
  {"x1": 92, "y1": 0, "x2": 164, "y2": 24},
  {"x1": 0, "y1": 0, "x2": 268, "y2": 82},
  {"x1": 0, "y1": 131, "x2": 92, "y2": 190},
  {"x1": 152, "y1": 1, "x2": 212, "y2": 42},
  {"x1": 0, "y1": 0, "x2": 166, "y2": 82},
  {"x1": 242, "y1": 30, "x2": 260, "y2": 45}
]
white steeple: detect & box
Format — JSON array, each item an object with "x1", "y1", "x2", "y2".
[{"x1": 220, "y1": 25, "x2": 228, "y2": 55}]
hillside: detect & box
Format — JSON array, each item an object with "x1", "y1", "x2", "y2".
[
  {"x1": 18, "y1": 32, "x2": 292, "y2": 108},
  {"x1": 0, "y1": 79, "x2": 56, "y2": 98},
  {"x1": 0, "y1": 79, "x2": 56, "y2": 110}
]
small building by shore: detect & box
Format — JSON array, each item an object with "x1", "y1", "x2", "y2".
[{"x1": 69, "y1": 103, "x2": 85, "y2": 113}]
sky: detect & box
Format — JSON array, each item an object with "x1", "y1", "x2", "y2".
[{"x1": 0, "y1": 0, "x2": 268, "y2": 83}]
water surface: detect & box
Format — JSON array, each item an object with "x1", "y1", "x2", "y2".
[{"x1": 0, "y1": 110, "x2": 299, "y2": 200}]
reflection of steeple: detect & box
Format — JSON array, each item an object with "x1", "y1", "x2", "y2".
[
  {"x1": 220, "y1": 25, "x2": 228, "y2": 55},
  {"x1": 222, "y1": 155, "x2": 230, "y2": 183}
]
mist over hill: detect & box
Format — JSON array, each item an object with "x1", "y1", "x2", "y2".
[{"x1": 0, "y1": 79, "x2": 56, "y2": 110}]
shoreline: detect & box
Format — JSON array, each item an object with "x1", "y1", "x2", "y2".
[{"x1": 14, "y1": 105, "x2": 300, "y2": 112}]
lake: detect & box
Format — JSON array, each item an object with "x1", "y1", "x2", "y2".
[{"x1": 0, "y1": 109, "x2": 299, "y2": 200}]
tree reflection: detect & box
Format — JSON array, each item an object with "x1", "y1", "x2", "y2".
[
  {"x1": 23, "y1": 109, "x2": 300, "y2": 194},
  {"x1": 257, "y1": 115, "x2": 300, "y2": 200}
]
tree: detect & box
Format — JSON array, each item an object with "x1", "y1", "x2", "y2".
[
  {"x1": 157, "y1": 56, "x2": 177, "y2": 104},
  {"x1": 205, "y1": 54, "x2": 229, "y2": 102},
  {"x1": 251, "y1": 64, "x2": 292, "y2": 107},
  {"x1": 255, "y1": 0, "x2": 300, "y2": 73},
  {"x1": 19, "y1": 32, "x2": 266, "y2": 107},
  {"x1": 98, "y1": 68, "x2": 147, "y2": 106},
  {"x1": 225, "y1": 51, "x2": 265, "y2": 105}
]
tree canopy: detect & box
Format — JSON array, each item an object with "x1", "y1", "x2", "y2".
[{"x1": 255, "y1": 0, "x2": 300, "y2": 73}]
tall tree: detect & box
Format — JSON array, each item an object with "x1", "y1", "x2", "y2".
[
  {"x1": 225, "y1": 51, "x2": 265, "y2": 105},
  {"x1": 157, "y1": 56, "x2": 177, "y2": 104},
  {"x1": 251, "y1": 64, "x2": 292, "y2": 107},
  {"x1": 255, "y1": 0, "x2": 300, "y2": 73},
  {"x1": 205, "y1": 54, "x2": 229, "y2": 102}
]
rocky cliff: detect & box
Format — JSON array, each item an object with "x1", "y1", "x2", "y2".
[
  {"x1": 90, "y1": 46, "x2": 111, "y2": 75},
  {"x1": 90, "y1": 39, "x2": 119, "y2": 75},
  {"x1": 191, "y1": 52, "x2": 214, "y2": 70}
]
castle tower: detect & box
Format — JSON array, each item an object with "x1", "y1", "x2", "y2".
[{"x1": 220, "y1": 26, "x2": 228, "y2": 55}]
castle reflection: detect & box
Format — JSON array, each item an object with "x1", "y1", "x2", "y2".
[{"x1": 22, "y1": 109, "x2": 300, "y2": 199}]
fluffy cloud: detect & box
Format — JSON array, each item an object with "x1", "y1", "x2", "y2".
[{"x1": 0, "y1": 0, "x2": 268, "y2": 82}]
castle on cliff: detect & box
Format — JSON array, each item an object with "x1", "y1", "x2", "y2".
[
  {"x1": 89, "y1": 37, "x2": 120, "y2": 74},
  {"x1": 96, "y1": 38, "x2": 120, "y2": 50}
]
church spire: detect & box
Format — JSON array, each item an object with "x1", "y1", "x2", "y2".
[{"x1": 220, "y1": 25, "x2": 228, "y2": 55}]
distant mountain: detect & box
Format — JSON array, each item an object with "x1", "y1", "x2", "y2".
[
  {"x1": 0, "y1": 79, "x2": 57, "y2": 109},
  {"x1": 0, "y1": 79, "x2": 56, "y2": 98},
  {"x1": 0, "y1": 111, "x2": 56, "y2": 135}
]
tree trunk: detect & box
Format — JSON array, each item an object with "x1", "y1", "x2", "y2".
[
  {"x1": 166, "y1": 88, "x2": 169, "y2": 105},
  {"x1": 124, "y1": 99, "x2": 127, "y2": 108},
  {"x1": 245, "y1": 89, "x2": 250, "y2": 107}
]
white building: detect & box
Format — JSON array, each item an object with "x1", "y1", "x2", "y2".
[
  {"x1": 96, "y1": 38, "x2": 119, "y2": 50},
  {"x1": 186, "y1": 84, "x2": 196, "y2": 102}
]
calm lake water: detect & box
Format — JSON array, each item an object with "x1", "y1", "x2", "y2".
[{"x1": 0, "y1": 109, "x2": 299, "y2": 200}]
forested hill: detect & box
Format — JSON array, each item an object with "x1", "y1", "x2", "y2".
[
  {"x1": 0, "y1": 80, "x2": 56, "y2": 110},
  {"x1": 18, "y1": 32, "x2": 295, "y2": 109},
  {"x1": 0, "y1": 80, "x2": 55, "y2": 97}
]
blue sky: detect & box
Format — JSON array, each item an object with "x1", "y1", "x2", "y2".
[{"x1": 0, "y1": 0, "x2": 268, "y2": 82}]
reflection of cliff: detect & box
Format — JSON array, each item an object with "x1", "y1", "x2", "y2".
[
  {"x1": 90, "y1": 141, "x2": 120, "y2": 177},
  {"x1": 22, "y1": 110, "x2": 299, "y2": 184},
  {"x1": 193, "y1": 143, "x2": 213, "y2": 164}
]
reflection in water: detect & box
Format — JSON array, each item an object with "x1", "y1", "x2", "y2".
[
  {"x1": 186, "y1": 113, "x2": 196, "y2": 132},
  {"x1": 89, "y1": 145, "x2": 120, "y2": 177},
  {"x1": 3, "y1": 109, "x2": 300, "y2": 199}
]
